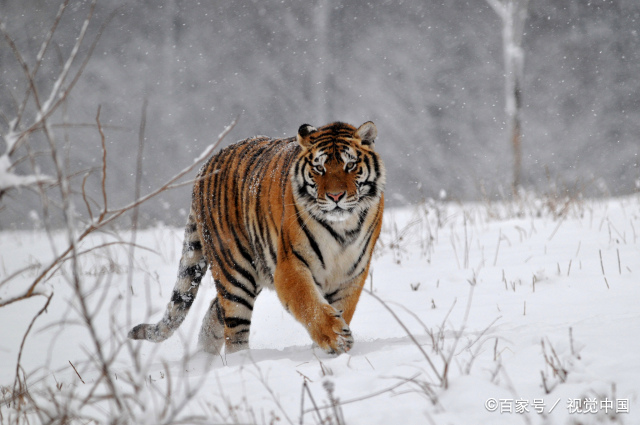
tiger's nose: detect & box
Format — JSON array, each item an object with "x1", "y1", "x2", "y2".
[{"x1": 326, "y1": 191, "x2": 345, "y2": 203}]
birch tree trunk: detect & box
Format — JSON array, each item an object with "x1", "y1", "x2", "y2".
[
  {"x1": 486, "y1": 0, "x2": 530, "y2": 192},
  {"x1": 313, "y1": 0, "x2": 332, "y2": 123}
]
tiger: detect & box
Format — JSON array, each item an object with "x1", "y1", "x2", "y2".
[{"x1": 128, "y1": 121, "x2": 385, "y2": 355}]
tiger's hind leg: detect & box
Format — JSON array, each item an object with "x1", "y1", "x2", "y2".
[
  {"x1": 198, "y1": 268, "x2": 260, "y2": 354},
  {"x1": 198, "y1": 296, "x2": 225, "y2": 354},
  {"x1": 129, "y1": 209, "x2": 207, "y2": 342}
]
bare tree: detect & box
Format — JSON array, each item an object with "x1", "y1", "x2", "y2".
[
  {"x1": 0, "y1": 2, "x2": 239, "y2": 423},
  {"x1": 485, "y1": 0, "x2": 530, "y2": 192},
  {"x1": 0, "y1": 0, "x2": 90, "y2": 201},
  {"x1": 312, "y1": 0, "x2": 334, "y2": 123}
]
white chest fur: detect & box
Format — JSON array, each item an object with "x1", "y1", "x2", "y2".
[{"x1": 305, "y1": 212, "x2": 372, "y2": 294}]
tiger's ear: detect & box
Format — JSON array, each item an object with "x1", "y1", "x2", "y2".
[
  {"x1": 297, "y1": 124, "x2": 317, "y2": 148},
  {"x1": 356, "y1": 121, "x2": 377, "y2": 146}
]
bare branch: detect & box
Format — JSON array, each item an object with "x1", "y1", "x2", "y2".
[
  {"x1": 0, "y1": 264, "x2": 41, "y2": 290},
  {"x1": 38, "y1": 0, "x2": 97, "y2": 121},
  {"x1": 363, "y1": 288, "x2": 443, "y2": 384},
  {"x1": 12, "y1": 293, "x2": 54, "y2": 401},
  {"x1": 0, "y1": 117, "x2": 237, "y2": 309},
  {"x1": 99, "y1": 116, "x2": 237, "y2": 224},
  {"x1": 0, "y1": 24, "x2": 47, "y2": 156},
  {"x1": 82, "y1": 172, "x2": 94, "y2": 221},
  {"x1": 14, "y1": 0, "x2": 71, "y2": 130},
  {"x1": 96, "y1": 106, "x2": 108, "y2": 222},
  {"x1": 39, "y1": 7, "x2": 118, "y2": 128},
  {"x1": 302, "y1": 374, "x2": 418, "y2": 414}
]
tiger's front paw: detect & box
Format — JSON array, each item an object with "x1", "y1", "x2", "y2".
[{"x1": 309, "y1": 304, "x2": 354, "y2": 354}]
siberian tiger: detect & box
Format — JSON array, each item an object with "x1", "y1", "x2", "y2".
[{"x1": 128, "y1": 121, "x2": 385, "y2": 354}]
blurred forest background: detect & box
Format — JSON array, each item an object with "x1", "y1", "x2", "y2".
[{"x1": 1, "y1": 0, "x2": 639, "y2": 229}]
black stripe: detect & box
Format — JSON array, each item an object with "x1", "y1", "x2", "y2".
[
  {"x1": 293, "y1": 161, "x2": 301, "y2": 181},
  {"x1": 292, "y1": 249, "x2": 310, "y2": 269},
  {"x1": 249, "y1": 221, "x2": 270, "y2": 276},
  {"x1": 218, "y1": 284, "x2": 254, "y2": 311},
  {"x1": 316, "y1": 139, "x2": 351, "y2": 151},
  {"x1": 369, "y1": 152, "x2": 381, "y2": 178},
  {"x1": 239, "y1": 142, "x2": 260, "y2": 232},
  {"x1": 324, "y1": 288, "x2": 341, "y2": 304},
  {"x1": 314, "y1": 216, "x2": 346, "y2": 245},
  {"x1": 243, "y1": 139, "x2": 289, "y2": 277},
  {"x1": 347, "y1": 224, "x2": 376, "y2": 276},
  {"x1": 184, "y1": 240, "x2": 202, "y2": 253},
  {"x1": 348, "y1": 205, "x2": 382, "y2": 277},
  {"x1": 218, "y1": 262, "x2": 256, "y2": 299},
  {"x1": 365, "y1": 182, "x2": 379, "y2": 198},
  {"x1": 314, "y1": 207, "x2": 368, "y2": 247},
  {"x1": 229, "y1": 226, "x2": 257, "y2": 290},
  {"x1": 231, "y1": 226, "x2": 254, "y2": 264},
  {"x1": 255, "y1": 206, "x2": 268, "y2": 246},
  {"x1": 178, "y1": 263, "x2": 204, "y2": 280},
  {"x1": 279, "y1": 227, "x2": 289, "y2": 256},
  {"x1": 202, "y1": 189, "x2": 258, "y2": 296},
  {"x1": 246, "y1": 140, "x2": 285, "y2": 273},
  {"x1": 363, "y1": 155, "x2": 373, "y2": 178},
  {"x1": 345, "y1": 208, "x2": 369, "y2": 240},
  {"x1": 220, "y1": 148, "x2": 235, "y2": 249},
  {"x1": 234, "y1": 146, "x2": 247, "y2": 243},
  {"x1": 204, "y1": 151, "x2": 224, "y2": 266},
  {"x1": 235, "y1": 263, "x2": 258, "y2": 293},
  {"x1": 315, "y1": 139, "x2": 335, "y2": 150},
  {"x1": 195, "y1": 159, "x2": 211, "y2": 246},
  {"x1": 171, "y1": 290, "x2": 194, "y2": 310},
  {"x1": 212, "y1": 227, "x2": 257, "y2": 291},
  {"x1": 294, "y1": 203, "x2": 325, "y2": 268},
  {"x1": 266, "y1": 235, "x2": 278, "y2": 267},
  {"x1": 213, "y1": 297, "x2": 224, "y2": 323},
  {"x1": 282, "y1": 162, "x2": 295, "y2": 197},
  {"x1": 328, "y1": 296, "x2": 344, "y2": 304},
  {"x1": 225, "y1": 317, "x2": 251, "y2": 328},
  {"x1": 297, "y1": 182, "x2": 314, "y2": 201}
]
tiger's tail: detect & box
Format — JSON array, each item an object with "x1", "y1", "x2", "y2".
[{"x1": 128, "y1": 207, "x2": 208, "y2": 343}]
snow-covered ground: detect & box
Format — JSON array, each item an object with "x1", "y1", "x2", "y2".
[{"x1": 1, "y1": 195, "x2": 639, "y2": 424}]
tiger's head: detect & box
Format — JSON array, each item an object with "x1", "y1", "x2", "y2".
[{"x1": 293, "y1": 121, "x2": 386, "y2": 223}]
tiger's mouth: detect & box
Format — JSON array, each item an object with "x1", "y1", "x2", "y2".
[
  {"x1": 320, "y1": 202, "x2": 357, "y2": 222},
  {"x1": 324, "y1": 209, "x2": 352, "y2": 222}
]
